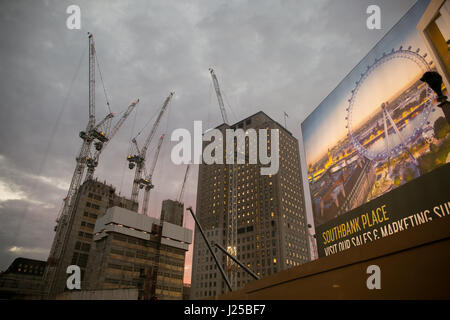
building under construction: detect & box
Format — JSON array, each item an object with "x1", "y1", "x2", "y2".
[
  {"x1": 44, "y1": 179, "x2": 137, "y2": 297},
  {"x1": 85, "y1": 206, "x2": 192, "y2": 300},
  {"x1": 161, "y1": 199, "x2": 184, "y2": 226},
  {"x1": 42, "y1": 33, "x2": 183, "y2": 299}
]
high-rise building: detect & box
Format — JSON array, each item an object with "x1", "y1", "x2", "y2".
[
  {"x1": 86, "y1": 206, "x2": 192, "y2": 300},
  {"x1": 190, "y1": 111, "x2": 310, "y2": 299},
  {"x1": 45, "y1": 179, "x2": 137, "y2": 298},
  {"x1": 161, "y1": 199, "x2": 184, "y2": 226}
]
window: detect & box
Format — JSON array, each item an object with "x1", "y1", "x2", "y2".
[
  {"x1": 77, "y1": 254, "x2": 89, "y2": 267},
  {"x1": 71, "y1": 253, "x2": 79, "y2": 265},
  {"x1": 111, "y1": 248, "x2": 124, "y2": 255},
  {"x1": 81, "y1": 243, "x2": 91, "y2": 252},
  {"x1": 113, "y1": 234, "x2": 127, "y2": 242},
  {"x1": 108, "y1": 263, "x2": 122, "y2": 270},
  {"x1": 105, "y1": 278, "x2": 120, "y2": 284}
]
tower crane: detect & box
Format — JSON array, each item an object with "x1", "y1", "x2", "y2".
[
  {"x1": 209, "y1": 68, "x2": 237, "y2": 289},
  {"x1": 44, "y1": 33, "x2": 115, "y2": 297},
  {"x1": 141, "y1": 134, "x2": 165, "y2": 216},
  {"x1": 127, "y1": 92, "x2": 174, "y2": 208},
  {"x1": 85, "y1": 99, "x2": 140, "y2": 181},
  {"x1": 209, "y1": 68, "x2": 229, "y2": 124},
  {"x1": 177, "y1": 163, "x2": 191, "y2": 203}
]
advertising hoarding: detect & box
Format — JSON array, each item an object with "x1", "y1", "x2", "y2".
[{"x1": 301, "y1": 0, "x2": 450, "y2": 257}]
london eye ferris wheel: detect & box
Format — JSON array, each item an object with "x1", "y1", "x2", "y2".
[{"x1": 345, "y1": 46, "x2": 436, "y2": 164}]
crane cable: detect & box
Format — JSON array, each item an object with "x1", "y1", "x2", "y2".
[
  {"x1": 134, "y1": 106, "x2": 160, "y2": 139},
  {"x1": 222, "y1": 90, "x2": 239, "y2": 124},
  {"x1": 119, "y1": 104, "x2": 139, "y2": 194},
  {"x1": 145, "y1": 99, "x2": 171, "y2": 193},
  {"x1": 207, "y1": 78, "x2": 213, "y2": 129},
  {"x1": 94, "y1": 49, "x2": 112, "y2": 115}
]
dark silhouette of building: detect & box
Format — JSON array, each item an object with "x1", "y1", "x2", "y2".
[{"x1": 0, "y1": 257, "x2": 47, "y2": 299}]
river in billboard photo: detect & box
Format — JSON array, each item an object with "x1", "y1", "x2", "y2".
[{"x1": 301, "y1": 0, "x2": 449, "y2": 228}]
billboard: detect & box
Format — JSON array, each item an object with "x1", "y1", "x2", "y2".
[{"x1": 301, "y1": 0, "x2": 450, "y2": 258}]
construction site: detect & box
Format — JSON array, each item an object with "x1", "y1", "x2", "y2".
[
  {"x1": 34, "y1": 33, "x2": 197, "y2": 300},
  {"x1": 31, "y1": 31, "x2": 312, "y2": 300},
  {"x1": 1, "y1": 0, "x2": 449, "y2": 304},
  {"x1": 15, "y1": 32, "x2": 292, "y2": 300}
]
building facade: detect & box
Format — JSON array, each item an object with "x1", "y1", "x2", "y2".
[
  {"x1": 44, "y1": 179, "x2": 137, "y2": 298},
  {"x1": 190, "y1": 111, "x2": 310, "y2": 299},
  {"x1": 86, "y1": 206, "x2": 192, "y2": 300},
  {"x1": 161, "y1": 199, "x2": 184, "y2": 226}
]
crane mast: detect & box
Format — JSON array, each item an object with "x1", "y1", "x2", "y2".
[
  {"x1": 141, "y1": 134, "x2": 165, "y2": 216},
  {"x1": 85, "y1": 99, "x2": 140, "y2": 181},
  {"x1": 209, "y1": 68, "x2": 237, "y2": 289},
  {"x1": 45, "y1": 33, "x2": 111, "y2": 297},
  {"x1": 177, "y1": 164, "x2": 191, "y2": 203},
  {"x1": 128, "y1": 92, "x2": 174, "y2": 207},
  {"x1": 209, "y1": 68, "x2": 229, "y2": 124}
]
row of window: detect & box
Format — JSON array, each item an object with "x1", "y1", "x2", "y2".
[
  {"x1": 83, "y1": 211, "x2": 98, "y2": 219},
  {"x1": 112, "y1": 234, "x2": 157, "y2": 248},
  {"x1": 81, "y1": 221, "x2": 95, "y2": 229},
  {"x1": 87, "y1": 192, "x2": 102, "y2": 201},
  {"x1": 85, "y1": 202, "x2": 100, "y2": 210},
  {"x1": 72, "y1": 252, "x2": 89, "y2": 268},
  {"x1": 75, "y1": 241, "x2": 91, "y2": 252},
  {"x1": 78, "y1": 231, "x2": 93, "y2": 239}
]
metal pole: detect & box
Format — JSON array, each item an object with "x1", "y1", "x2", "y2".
[
  {"x1": 186, "y1": 207, "x2": 232, "y2": 292},
  {"x1": 213, "y1": 242, "x2": 259, "y2": 280}
]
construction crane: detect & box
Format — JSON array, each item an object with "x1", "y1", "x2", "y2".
[
  {"x1": 44, "y1": 33, "x2": 115, "y2": 297},
  {"x1": 177, "y1": 163, "x2": 191, "y2": 203},
  {"x1": 85, "y1": 99, "x2": 139, "y2": 181},
  {"x1": 127, "y1": 92, "x2": 174, "y2": 207},
  {"x1": 209, "y1": 68, "x2": 237, "y2": 289},
  {"x1": 141, "y1": 134, "x2": 165, "y2": 216},
  {"x1": 209, "y1": 68, "x2": 229, "y2": 125}
]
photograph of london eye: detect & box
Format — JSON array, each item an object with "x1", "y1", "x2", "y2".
[{"x1": 301, "y1": 0, "x2": 450, "y2": 227}]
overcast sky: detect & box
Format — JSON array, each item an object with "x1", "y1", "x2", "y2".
[{"x1": 0, "y1": 0, "x2": 417, "y2": 284}]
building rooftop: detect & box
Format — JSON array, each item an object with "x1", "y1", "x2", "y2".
[
  {"x1": 216, "y1": 110, "x2": 294, "y2": 137},
  {"x1": 2, "y1": 257, "x2": 46, "y2": 277},
  {"x1": 94, "y1": 206, "x2": 193, "y2": 251}
]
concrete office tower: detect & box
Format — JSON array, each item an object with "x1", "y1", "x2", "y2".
[
  {"x1": 190, "y1": 111, "x2": 310, "y2": 299},
  {"x1": 161, "y1": 199, "x2": 184, "y2": 226},
  {"x1": 45, "y1": 179, "x2": 136, "y2": 298},
  {"x1": 86, "y1": 206, "x2": 192, "y2": 300}
]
